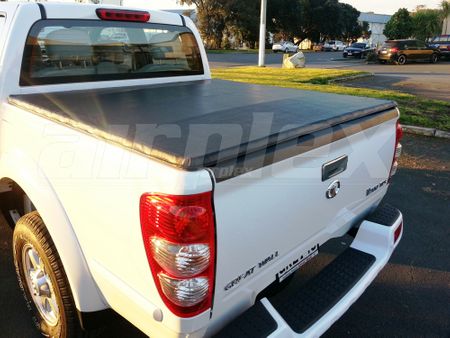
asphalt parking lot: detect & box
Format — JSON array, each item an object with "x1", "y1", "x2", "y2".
[
  {"x1": 1, "y1": 133, "x2": 449, "y2": 337},
  {"x1": 208, "y1": 51, "x2": 450, "y2": 102}
]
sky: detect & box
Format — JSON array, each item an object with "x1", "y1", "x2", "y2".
[{"x1": 123, "y1": 0, "x2": 443, "y2": 14}]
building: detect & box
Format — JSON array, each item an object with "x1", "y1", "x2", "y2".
[{"x1": 358, "y1": 12, "x2": 391, "y2": 47}]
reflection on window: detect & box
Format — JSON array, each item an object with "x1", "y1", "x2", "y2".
[{"x1": 21, "y1": 20, "x2": 203, "y2": 85}]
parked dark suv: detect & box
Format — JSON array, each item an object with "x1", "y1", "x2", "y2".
[
  {"x1": 430, "y1": 35, "x2": 450, "y2": 59},
  {"x1": 378, "y1": 39, "x2": 440, "y2": 65}
]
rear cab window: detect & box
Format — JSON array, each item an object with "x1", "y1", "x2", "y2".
[
  {"x1": 382, "y1": 42, "x2": 396, "y2": 48},
  {"x1": 20, "y1": 19, "x2": 204, "y2": 86}
]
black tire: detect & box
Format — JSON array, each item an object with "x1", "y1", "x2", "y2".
[
  {"x1": 13, "y1": 212, "x2": 83, "y2": 338},
  {"x1": 430, "y1": 53, "x2": 439, "y2": 64},
  {"x1": 343, "y1": 53, "x2": 347, "y2": 58},
  {"x1": 396, "y1": 54, "x2": 407, "y2": 65}
]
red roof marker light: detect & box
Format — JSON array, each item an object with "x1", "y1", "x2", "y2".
[{"x1": 96, "y1": 8, "x2": 150, "y2": 22}]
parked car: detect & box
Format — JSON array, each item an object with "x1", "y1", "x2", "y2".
[
  {"x1": 323, "y1": 40, "x2": 346, "y2": 51},
  {"x1": 272, "y1": 41, "x2": 298, "y2": 53},
  {"x1": 0, "y1": 3, "x2": 404, "y2": 338},
  {"x1": 313, "y1": 43, "x2": 324, "y2": 52},
  {"x1": 343, "y1": 43, "x2": 373, "y2": 58},
  {"x1": 378, "y1": 39, "x2": 440, "y2": 65},
  {"x1": 429, "y1": 35, "x2": 450, "y2": 59}
]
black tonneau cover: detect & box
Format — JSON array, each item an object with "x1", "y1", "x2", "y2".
[{"x1": 9, "y1": 79, "x2": 396, "y2": 172}]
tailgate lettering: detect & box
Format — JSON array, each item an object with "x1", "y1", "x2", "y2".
[
  {"x1": 277, "y1": 244, "x2": 319, "y2": 282},
  {"x1": 224, "y1": 251, "x2": 279, "y2": 291}
]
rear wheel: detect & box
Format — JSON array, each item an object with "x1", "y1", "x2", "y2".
[
  {"x1": 430, "y1": 53, "x2": 439, "y2": 64},
  {"x1": 13, "y1": 212, "x2": 83, "y2": 338},
  {"x1": 396, "y1": 55, "x2": 407, "y2": 65}
]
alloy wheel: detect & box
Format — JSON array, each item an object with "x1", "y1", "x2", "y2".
[{"x1": 21, "y1": 244, "x2": 60, "y2": 326}]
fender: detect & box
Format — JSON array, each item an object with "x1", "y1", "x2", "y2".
[{"x1": 0, "y1": 149, "x2": 107, "y2": 312}]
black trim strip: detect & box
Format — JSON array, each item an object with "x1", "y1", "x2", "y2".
[
  {"x1": 179, "y1": 14, "x2": 186, "y2": 26},
  {"x1": 37, "y1": 3, "x2": 47, "y2": 19},
  {"x1": 205, "y1": 168, "x2": 218, "y2": 319},
  {"x1": 210, "y1": 108, "x2": 399, "y2": 182}
]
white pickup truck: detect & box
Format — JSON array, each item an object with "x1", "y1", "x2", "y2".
[{"x1": 0, "y1": 3, "x2": 404, "y2": 338}]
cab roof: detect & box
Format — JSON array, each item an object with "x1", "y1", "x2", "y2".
[{"x1": 1, "y1": 2, "x2": 185, "y2": 26}]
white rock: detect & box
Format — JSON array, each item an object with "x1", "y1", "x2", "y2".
[{"x1": 283, "y1": 52, "x2": 306, "y2": 69}]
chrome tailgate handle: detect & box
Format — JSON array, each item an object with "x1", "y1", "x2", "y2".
[{"x1": 322, "y1": 155, "x2": 348, "y2": 181}]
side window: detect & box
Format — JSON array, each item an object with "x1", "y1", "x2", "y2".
[
  {"x1": 416, "y1": 41, "x2": 426, "y2": 49},
  {"x1": 405, "y1": 41, "x2": 417, "y2": 49}
]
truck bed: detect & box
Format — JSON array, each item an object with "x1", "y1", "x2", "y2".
[{"x1": 9, "y1": 79, "x2": 396, "y2": 178}]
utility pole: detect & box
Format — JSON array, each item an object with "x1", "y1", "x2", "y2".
[{"x1": 258, "y1": 0, "x2": 267, "y2": 67}]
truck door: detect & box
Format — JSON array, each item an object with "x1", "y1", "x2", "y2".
[
  {"x1": 416, "y1": 41, "x2": 433, "y2": 61},
  {"x1": 403, "y1": 40, "x2": 417, "y2": 60}
]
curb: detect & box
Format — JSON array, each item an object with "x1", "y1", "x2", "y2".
[
  {"x1": 402, "y1": 125, "x2": 450, "y2": 139},
  {"x1": 328, "y1": 73, "x2": 374, "y2": 84}
]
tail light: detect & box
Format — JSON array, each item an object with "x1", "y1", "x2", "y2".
[
  {"x1": 390, "y1": 47, "x2": 399, "y2": 53},
  {"x1": 96, "y1": 8, "x2": 150, "y2": 22},
  {"x1": 389, "y1": 121, "x2": 403, "y2": 180},
  {"x1": 140, "y1": 192, "x2": 215, "y2": 317},
  {"x1": 394, "y1": 222, "x2": 403, "y2": 243}
]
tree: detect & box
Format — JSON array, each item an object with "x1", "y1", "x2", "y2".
[
  {"x1": 298, "y1": 0, "x2": 341, "y2": 42},
  {"x1": 338, "y1": 3, "x2": 362, "y2": 42},
  {"x1": 360, "y1": 21, "x2": 372, "y2": 40},
  {"x1": 384, "y1": 8, "x2": 414, "y2": 39},
  {"x1": 412, "y1": 9, "x2": 442, "y2": 41},
  {"x1": 442, "y1": 1, "x2": 450, "y2": 34},
  {"x1": 267, "y1": 0, "x2": 303, "y2": 42},
  {"x1": 226, "y1": 0, "x2": 260, "y2": 48},
  {"x1": 294, "y1": 0, "x2": 361, "y2": 43},
  {"x1": 178, "y1": 0, "x2": 228, "y2": 49},
  {"x1": 180, "y1": 0, "x2": 363, "y2": 49}
]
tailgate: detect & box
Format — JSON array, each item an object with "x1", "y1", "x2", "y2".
[{"x1": 210, "y1": 108, "x2": 398, "y2": 328}]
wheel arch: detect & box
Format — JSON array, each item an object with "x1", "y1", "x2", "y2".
[{"x1": 0, "y1": 153, "x2": 107, "y2": 312}]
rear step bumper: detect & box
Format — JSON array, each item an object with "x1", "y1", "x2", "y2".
[{"x1": 215, "y1": 204, "x2": 403, "y2": 338}]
